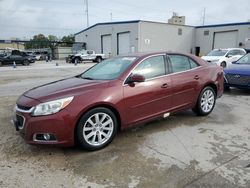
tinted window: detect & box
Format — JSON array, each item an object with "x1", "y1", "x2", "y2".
[
  {"x1": 132, "y1": 56, "x2": 165, "y2": 79},
  {"x1": 169, "y1": 55, "x2": 190, "y2": 73}
]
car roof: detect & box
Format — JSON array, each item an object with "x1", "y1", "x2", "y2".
[{"x1": 119, "y1": 51, "x2": 207, "y2": 66}]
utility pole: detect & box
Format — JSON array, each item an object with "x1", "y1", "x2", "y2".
[
  {"x1": 110, "y1": 12, "x2": 113, "y2": 22},
  {"x1": 202, "y1": 8, "x2": 206, "y2": 26},
  {"x1": 84, "y1": 0, "x2": 89, "y2": 27}
]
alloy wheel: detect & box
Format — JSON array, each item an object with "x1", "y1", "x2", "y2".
[
  {"x1": 200, "y1": 89, "x2": 215, "y2": 113},
  {"x1": 83, "y1": 112, "x2": 114, "y2": 146}
]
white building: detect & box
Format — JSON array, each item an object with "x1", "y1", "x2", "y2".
[{"x1": 75, "y1": 20, "x2": 250, "y2": 57}]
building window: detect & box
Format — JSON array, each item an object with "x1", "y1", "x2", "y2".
[
  {"x1": 178, "y1": 28, "x2": 182, "y2": 35},
  {"x1": 204, "y1": 30, "x2": 209, "y2": 36}
]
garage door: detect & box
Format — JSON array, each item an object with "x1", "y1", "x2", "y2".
[
  {"x1": 117, "y1": 32, "x2": 130, "y2": 55},
  {"x1": 101, "y1": 35, "x2": 112, "y2": 56},
  {"x1": 214, "y1": 31, "x2": 238, "y2": 49}
]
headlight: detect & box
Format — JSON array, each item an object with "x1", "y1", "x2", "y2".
[{"x1": 32, "y1": 96, "x2": 74, "y2": 116}]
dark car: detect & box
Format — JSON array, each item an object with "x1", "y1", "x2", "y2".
[
  {"x1": 13, "y1": 52, "x2": 224, "y2": 150},
  {"x1": 224, "y1": 53, "x2": 250, "y2": 90},
  {"x1": 0, "y1": 50, "x2": 35, "y2": 66}
]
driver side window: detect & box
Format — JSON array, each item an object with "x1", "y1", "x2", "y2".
[{"x1": 132, "y1": 55, "x2": 166, "y2": 80}]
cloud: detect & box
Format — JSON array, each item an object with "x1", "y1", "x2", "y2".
[{"x1": 0, "y1": 0, "x2": 249, "y2": 39}]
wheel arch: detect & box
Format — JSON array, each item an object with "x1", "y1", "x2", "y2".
[
  {"x1": 74, "y1": 103, "x2": 122, "y2": 144},
  {"x1": 204, "y1": 83, "x2": 217, "y2": 96}
]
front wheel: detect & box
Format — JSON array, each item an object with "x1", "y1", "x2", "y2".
[
  {"x1": 23, "y1": 60, "x2": 30, "y2": 66},
  {"x1": 193, "y1": 86, "x2": 216, "y2": 116},
  {"x1": 76, "y1": 107, "x2": 118, "y2": 151}
]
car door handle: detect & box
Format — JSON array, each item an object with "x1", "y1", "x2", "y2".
[
  {"x1": 194, "y1": 75, "x2": 200, "y2": 80},
  {"x1": 161, "y1": 83, "x2": 168, "y2": 88}
]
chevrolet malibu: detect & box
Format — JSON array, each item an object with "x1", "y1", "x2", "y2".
[{"x1": 13, "y1": 52, "x2": 224, "y2": 150}]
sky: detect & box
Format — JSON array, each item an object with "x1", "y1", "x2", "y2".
[{"x1": 0, "y1": 0, "x2": 249, "y2": 39}]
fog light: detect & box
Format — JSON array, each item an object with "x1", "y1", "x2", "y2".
[
  {"x1": 34, "y1": 133, "x2": 56, "y2": 141},
  {"x1": 43, "y1": 134, "x2": 50, "y2": 141}
]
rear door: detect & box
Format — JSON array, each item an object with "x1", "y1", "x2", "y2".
[
  {"x1": 123, "y1": 55, "x2": 172, "y2": 125},
  {"x1": 168, "y1": 55, "x2": 201, "y2": 109}
]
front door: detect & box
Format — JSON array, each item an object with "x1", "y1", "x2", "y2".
[{"x1": 123, "y1": 55, "x2": 172, "y2": 125}]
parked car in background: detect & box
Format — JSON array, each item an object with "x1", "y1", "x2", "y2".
[
  {"x1": 224, "y1": 53, "x2": 250, "y2": 90},
  {"x1": 244, "y1": 49, "x2": 250, "y2": 54},
  {"x1": 202, "y1": 48, "x2": 246, "y2": 68},
  {"x1": 0, "y1": 50, "x2": 35, "y2": 66},
  {"x1": 66, "y1": 50, "x2": 106, "y2": 63},
  {"x1": 33, "y1": 51, "x2": 49, "y2": 61},
  {"x1": 13, "y1": 52, "x2": 223, "y2": 150}
]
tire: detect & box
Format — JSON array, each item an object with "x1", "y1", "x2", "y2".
[
  {"x1": 193, "y1": 86, "x2": 216, "y2": 116},
  {"x1": 224, "y1": 85, "x2": 230, "y2": 91},
  {"x1": 22, "y1": 60, "x2": 30, "y2": 66},
  {"x1": 76, "y1": 107, "x2": 118, "y2": 151},
  {"x1": 220, "y1": 61, "x2": 226, "y2": 68},
  {"x1": 73, "y1": 57, "x2": 81, "y2": 64},
  {"x1": 95, "y1": 57, "x2": 102, "y2": 63}
]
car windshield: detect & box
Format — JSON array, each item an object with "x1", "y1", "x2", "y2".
[
  {"x1": 80, "y1": 56, "x2": 137, "y2": 80},
  {"x1": 235, "y1": 53, "x2": 250, "y2": 64},
  {"x1": 207, "y1": 50, "x2": 228, "y2": 56}
]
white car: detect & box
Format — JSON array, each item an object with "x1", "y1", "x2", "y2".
[
  {"x1": 201, "y1": 48, "x2": 246, "y2": 68},
  {"x1": 73, "y1": 50, "x2": 106, "y2": 63}
]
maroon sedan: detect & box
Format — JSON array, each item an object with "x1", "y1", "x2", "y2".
[{"x1": 13, "y1": 52, "x2": 224, "y2": 150}]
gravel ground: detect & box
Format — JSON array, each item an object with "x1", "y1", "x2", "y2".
[{"x1": 0, "y1": 61, "x2": 249, "y2": 188}]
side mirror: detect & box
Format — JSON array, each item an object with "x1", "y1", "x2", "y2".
[
  {"x1": 227, "y1": 54, "x2": 233, "y2": 58},
  {"x1": 128, "y1": 74, "x2": 145, "y2": 83},
  {"x1": 232, "y1": 61, "x2": 237, "y2": 64}
]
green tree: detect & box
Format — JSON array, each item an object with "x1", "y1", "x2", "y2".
[
  {"x1": 25, "y1": 34, "x2": 50, "y2": 49},
  {"x1": 60, "y1": 34, "x2": 75, "y2": 47}
]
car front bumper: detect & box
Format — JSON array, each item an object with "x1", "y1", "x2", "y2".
[{"x1": 13, "y1": 106, "x2": 76, "y2": 147}]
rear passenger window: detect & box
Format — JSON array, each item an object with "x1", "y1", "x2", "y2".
[
  {"x1": 169, "y1": 55, "x2": 199, "y2": 73},
  {"x1": 132, "y1": 55, "x2": 165, "y2": 79}
]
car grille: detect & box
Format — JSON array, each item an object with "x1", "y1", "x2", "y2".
[
  {"x1": 17, "y1": 104, "x2": 32, "y2": 111},
  {"x1": 225, "y1": 74, "x2": 250, "y2": 85},
  {"x1": 16, "y1": 114, "x2": 25, "y2": 129}
]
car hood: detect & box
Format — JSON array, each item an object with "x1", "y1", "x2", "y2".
[
  {"x1": 224, "y1": 64, "x2": 250, "y2": 75},
  {"x1": 201, "y1": 56, "x2": 221, "y2": 62},
  {"x1": 23, "y1": 77, "x2": 109, "y2": 102}
]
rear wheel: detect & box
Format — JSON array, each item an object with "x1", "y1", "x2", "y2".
[
  {"x1": 220, "y1": 61, "x2": 226, "y2": 68},
  {"x1": 76, "y1": 107, "x2": 118, "y2": 151},
  {"x1": 95, "y1": 57, "x2": 102, "y2": 63},
  {"x1": 193, "y1": 86, "x2": 216, "y2": 116}
]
